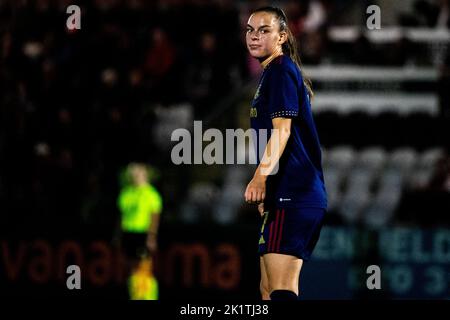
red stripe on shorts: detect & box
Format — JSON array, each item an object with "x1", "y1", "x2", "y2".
[
  {"x1": 271, "y1": 209, "x2": 280, "y2": 252},
  {"x1": 276, "y1": 209, "x2": 285, "y2": 251},
  {"x1": 268, "y1": 217, "x2": 274, "y2": 251}
]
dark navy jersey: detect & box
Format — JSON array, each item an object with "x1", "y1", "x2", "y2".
[{"x1": 250, "y1": 55, "x2": 327, "y2": 209}]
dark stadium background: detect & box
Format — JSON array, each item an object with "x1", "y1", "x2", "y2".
[{"x1": 0, "y1": 0, "x2": 449, "y2": 300}]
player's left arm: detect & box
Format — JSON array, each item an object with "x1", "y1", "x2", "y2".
[
  {"x1": 149, "y1": 213, "x2": 160, "y2": 236},
  {"x1": 146, "y1": 212, "x2": 160, "y2": 254},
  {"x1": 146, "y1": 191, "x2": 162, "y2": 254},
  {"x1": 245, "y1": 117, "x2": 292, "y2": 207}
]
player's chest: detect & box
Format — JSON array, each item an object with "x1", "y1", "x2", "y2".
[{"x1": 250, "y1": 76, "x2": 269, "y2": 118}]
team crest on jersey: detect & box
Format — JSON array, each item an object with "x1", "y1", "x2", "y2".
[{"x1": 250, "y1": 107, "x2": 257, "y2": 118}]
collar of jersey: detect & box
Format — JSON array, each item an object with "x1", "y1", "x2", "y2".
[{"x1": 261, "y1": 51, "x2": 283, "y2": 69}]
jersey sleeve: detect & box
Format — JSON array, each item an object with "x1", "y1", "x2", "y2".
[
  {"x1": 117, "y1": 188, "x2": 128, "y2": 213},
  {"x1": 148, "y1": 186, "x2": 163, "y2": 215},
  {"x1": 266, "y1": 64, "x2": 300, "y2": 119}
]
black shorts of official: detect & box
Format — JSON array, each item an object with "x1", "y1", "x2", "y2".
[
  {"x1": 121, "y1": 232, "x2": 147, "y2": 261},
  {"x1": 258, "y1": 206, "x2": 326, "y2": 261}
]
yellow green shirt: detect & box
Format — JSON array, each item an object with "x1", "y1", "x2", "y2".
[{"x1": 118, "y1": 183, "x2": 162, "y2": 233}]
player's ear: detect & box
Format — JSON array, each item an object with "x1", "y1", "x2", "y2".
[{"x1": 278, "y1": 31, "x2": 287, "y2": 45}]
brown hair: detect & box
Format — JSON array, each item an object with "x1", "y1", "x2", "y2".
[{"x1": 253, "y1": 6, "x2": 314, "y2": 99}]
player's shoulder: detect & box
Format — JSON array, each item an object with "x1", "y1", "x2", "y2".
[
  {"x1": 141, "y1": 183, "x2": 153, "y2": 193},
  {"x1": 266, "y1": 55, "x2": 299, "y2": 78},
  {"x1": 120, "y1": 185, "x2": 133, "y2": 194},
  {"x1": 146, "y1": 183, "x2": 162, "y2": 197}
]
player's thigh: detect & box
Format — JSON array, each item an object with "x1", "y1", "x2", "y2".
[
  {"x1": 260, "y1": 257, "x2": 270, "y2": 293},
  {"x1": 262, "y1": 253, "x2": 303, "y2": 294}
]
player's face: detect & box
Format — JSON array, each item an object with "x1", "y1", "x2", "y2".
[
  {"x1": 246, "y1": 12, "x2": 285, "y2": 59},
  {"x1": 130, "y1": 166, "x2": 148, "y2": 185}
]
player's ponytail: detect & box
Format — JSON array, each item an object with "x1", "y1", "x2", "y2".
[
  {"x1": 283, "y1": 28, "x2": 314, "y2": 99},
  {"x1": 253, "y1": 6, "x2": 314, "y2": 99}
]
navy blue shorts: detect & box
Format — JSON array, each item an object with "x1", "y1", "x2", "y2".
[{"x1": 258, "y1": 206, "x2": 326, "y2": 261}]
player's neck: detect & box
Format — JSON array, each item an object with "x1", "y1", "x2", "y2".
[{"x1": 260, "y1": 47, "x2": 283, "y2": 69}]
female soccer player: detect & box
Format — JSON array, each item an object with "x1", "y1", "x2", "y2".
[{"x1": 244, "y1": 6, "x2": 327, "y2": 301}]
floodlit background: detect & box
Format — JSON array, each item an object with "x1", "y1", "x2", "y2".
[{"x1": 0, "y1": 0, "x2": 449, "y2": 299}]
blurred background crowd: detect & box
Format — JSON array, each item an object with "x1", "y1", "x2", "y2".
[{"x1": 0, "y1": 0, "x2": 449, "y2": 299}]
